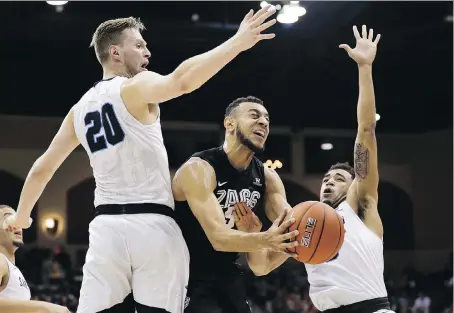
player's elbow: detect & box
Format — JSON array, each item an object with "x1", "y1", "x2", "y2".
[
  {"x1": 30, "y1": 155, "x2": 56, "y2": 179},
  {"x1": 357, "y1": 122, "x2": 376, "y2": 135},
  {"x1": 169, "y1": 71, "x2": 193, "y2": 95}
]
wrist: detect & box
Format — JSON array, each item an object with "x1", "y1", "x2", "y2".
[
  {"x1": 358, "y1": 64, "x2": 372, "y2": 70},
  {"x1": 256, "y1": 231, "x2": 270, "y2": 249},
  {"x1": 227, "y1": 35, "x2": 245, "y2": 53}
]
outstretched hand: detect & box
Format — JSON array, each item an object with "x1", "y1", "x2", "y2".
[
  {"x1": 339, "y1": 25, "x2": 381, "y2": 65},
  {"x1": 233, "y1": 5, "x2": 277, "y2": 52}
]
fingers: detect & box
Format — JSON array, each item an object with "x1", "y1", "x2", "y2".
[
  {"x1": 339, "y1": 44, "x2": 352, "y2": 53},
  {"x1": 276, "y1": 216, "x2": 295, "y2": 233},
  {"x1": 277, "y1": 229, "x2": 299, "y2": 242},
  {"x1": 361, "y1": 25, "x2": 367, "y2": 39},
  {"x1": 352, "y1": 25, "x2": 361, "y2": 41},
  {"x1": 368, "y1": 28, "x2": 374, "y2": 41},
  {"x1": 237, "y1": 202, "x2": 249, "y2": 216},
  {"x1": 252, "y1": 7, "x2": 276, "y2": 28},
  {"x1": 242, "y1": 9, "x2": 254, "y2": 22},
  {"x1": 271, "y1": 239, "x2": 298, "y2": 253},
  {"x1": 251, "y1": 4, "x2": 275, "y2": 24},
  {"x1": 257, "y1": 34, "x2": 276, "y2": 41},
  {"x1": 272, "y1": 208, "x2": 289, "y2": 228},
  {"x1": 374, "y1": 33, "x2": 381, "y2": 45},
  {"x1": 256, "y1": 18, "x2": 277, "y2": 34}
]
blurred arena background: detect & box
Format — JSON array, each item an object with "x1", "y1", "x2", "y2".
[{"x1": 0, "y1": 1, "x2": 452, "y2": 312}]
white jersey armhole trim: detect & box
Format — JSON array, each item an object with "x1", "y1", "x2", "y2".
[
  {"x1": 118, "y1": 78, "x2": 161, "y2": 129},
  {"x1": 0, "y1": 254, "x2": 10, "y2": 292},
  {"x1": 343, "y1": 201, "x2": 384, "y2": 243}
]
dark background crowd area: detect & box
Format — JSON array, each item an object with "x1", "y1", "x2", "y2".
[{"x1": 14, "y1": 246, "x2": 453, "y2": 313}]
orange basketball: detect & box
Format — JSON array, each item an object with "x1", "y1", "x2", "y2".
[{"x1": 285, "y1": 201, "x2": 345, "y2": 265}]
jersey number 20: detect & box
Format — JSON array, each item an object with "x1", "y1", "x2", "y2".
[{"x1": 85, "y1": 103, "x2": 125, "y2": 153}]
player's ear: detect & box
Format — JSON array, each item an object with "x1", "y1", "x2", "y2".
[
  {"x1": 224, "y1": 116, "x2": 236, "y2": 133},
  {"x1": 109, "y1": 45, "x2": 121, "y2": 62}
]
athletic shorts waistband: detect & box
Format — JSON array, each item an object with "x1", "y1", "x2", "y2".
[
  {"x1": 322, "y1": 297, "x2": 391, "y2": 313},
  {"x1": 94, "y1": 203, "x2": 175, "y2": 219}
]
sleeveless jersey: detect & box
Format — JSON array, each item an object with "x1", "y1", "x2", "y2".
[
  {"x1": 73, "y1": 77, "x2": 174, "y2": 209},
  {"x1": 175, "y1": 146, "x2": 267, "y2": 279},
  {"x1": 0, "y1": 254, "x2": 31, "y2": 300},
  {"x1": 305, "y1": 201, "x2": 388, "y2": 311}
]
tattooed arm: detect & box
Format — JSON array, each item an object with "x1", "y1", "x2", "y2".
[
  {"x1": 340, "y1": 25, "x2": 381, "y2": 225},
  {"x1": 351, "y1": 62, "x2": 379, "y2": 200}
]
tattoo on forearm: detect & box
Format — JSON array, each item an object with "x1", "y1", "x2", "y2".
[{"x1": 354, "y1": 143, "x2": 369, "y2": 180}]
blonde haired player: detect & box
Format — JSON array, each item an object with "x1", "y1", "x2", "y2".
[
  {"x1": 0, "y1": 205, "x2": 69, "y2": 313},
  {"x1": 4, "y1": 6, "x2": 278, "y2": 313}
]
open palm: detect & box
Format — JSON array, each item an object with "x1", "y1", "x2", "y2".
[{"x1": 340, "y1": 25, "x2": 381, "y2": 65}]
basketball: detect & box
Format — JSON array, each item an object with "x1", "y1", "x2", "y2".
[{"x1": 285, "y1": 201, "x2": 345, "y2": 265}]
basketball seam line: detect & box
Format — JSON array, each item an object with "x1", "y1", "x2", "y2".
[
  {"x1": 295, "y1": 201, "x2": 321, "y2": 263},
  {"x1": 306, "y1": 203, "x2": 326, "y2": 263},
  {"x1": 326, "y1": 211, "x2": 343, "y2": 262}
]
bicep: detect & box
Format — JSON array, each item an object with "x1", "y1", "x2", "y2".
[
  {"x1": 33, "y1": 110, "x2": 79, "y2": 174},
  {"x1": 121, "y1": 71, "x2": 184, "y2": 107},
  {"x1": 176, "y1": 159, "x2": 226, "y2": 238}
]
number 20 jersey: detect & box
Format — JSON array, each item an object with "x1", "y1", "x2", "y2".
[{"x1": 72, "y1": 76, "x2": 174, "y2": 209}]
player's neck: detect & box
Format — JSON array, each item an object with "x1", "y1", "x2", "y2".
[
  {"x1": 0, "y1": 246, "x2": 15, "y2": 264},
  {"x1": 223, "y1": 142, "x2": 254, "y2": 170},
  {"x1": 102, "y1": 64, "x2": 129, "y2": 80}
]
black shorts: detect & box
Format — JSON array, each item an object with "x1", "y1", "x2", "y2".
[{"x1": 185, "y1": 273, "x2": 251, "y2": 313}]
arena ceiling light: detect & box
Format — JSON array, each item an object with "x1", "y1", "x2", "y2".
[
  {"x1": 46, "y1": 1, "x2": 68, "y2": 5},
  {"x1": 375, "y1": 113, "x2": 381, "y2": 121},
  {"x1": 321, "y1": 143, "x2": 333, "y2": 151},
  {"x1": 265, "y1": 160, "x2": 283, "y2": 169},
  {"x1": 276, "y1": 3, "x2": 306, "y2": 24}
]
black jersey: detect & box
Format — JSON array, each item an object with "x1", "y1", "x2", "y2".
[{"x1": 175, "y1": 146, "x2": 267, "y2": 279}]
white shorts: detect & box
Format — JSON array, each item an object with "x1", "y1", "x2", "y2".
[{"x1": 77, "y1": 213, "x2": 189, "y2": 313}]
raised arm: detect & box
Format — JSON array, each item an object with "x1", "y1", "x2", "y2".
[
  {"x1": 234, "y1": 167, "x2": 296, "y2": 275},
  {"x1": 172, "y1": 157, "x2": 298, "y2": 253},
  {"x1": 6, "y1": 109, "x2": 80, "y2": 229},
  {"x1": 341, "y1": 26, "x2": 383, "y2": 236},
  {"x1": 121, "y1": 6, "x2": 276, "y2": 107}
]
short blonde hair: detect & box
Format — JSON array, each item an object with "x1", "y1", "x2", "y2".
[{"x1": 90, "y1": 17, "x2": 145, "y2": 64}]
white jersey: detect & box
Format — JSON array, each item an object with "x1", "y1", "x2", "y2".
[
  {"x1": 0, "y1": 254, "x2": 31, "y2": 300},
  {"x1": 73, "y1": 76, "x2": 174, "y2": 209},
  {"x1": 305, "y1": 201, "x2": 387, "y2": 311}
]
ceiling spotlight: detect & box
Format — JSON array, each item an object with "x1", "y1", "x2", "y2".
[
  {"x1": 375, "y1": 113, "x2": 381, "y2": 121},
  {"x1": 191, "y1": 13, "x2": 200, "y2": 22},
  {"x1": 45, "y1": 218, "x2": 56, "y2": 229},
  {"x1": 321, "y1": 143, "x2": 333, "y2": 151},
  {"x1": 288, "y1": 3, "x2": 306, "y2": 17},
  {"x1": 46, "y1": 1, "x2": 68, "y2": 5},
  {"x1": 277, "y1": 9, "x2": 299, "y2": 24}
]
